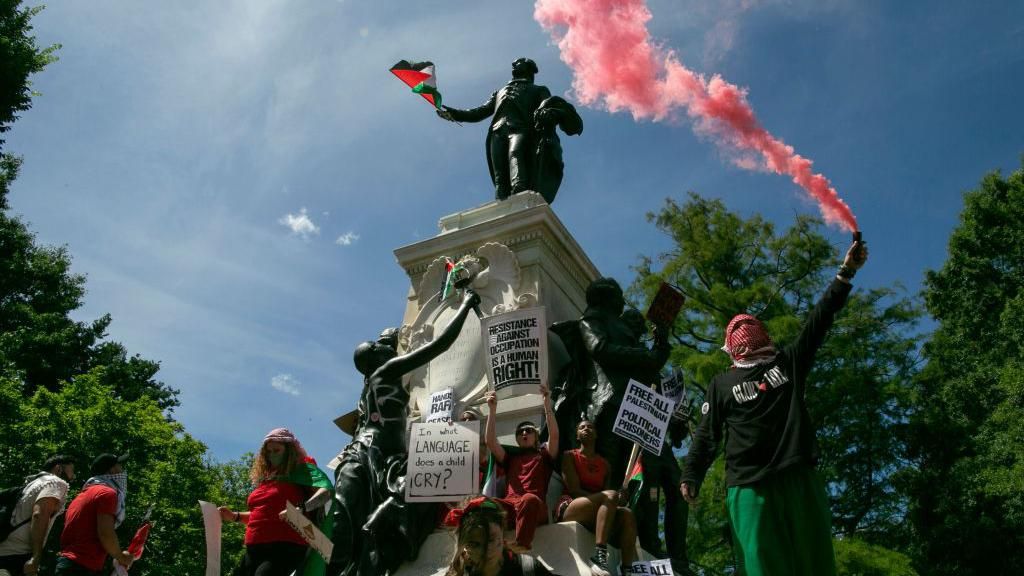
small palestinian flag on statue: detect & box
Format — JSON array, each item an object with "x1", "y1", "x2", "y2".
[
  {"x1": 390, "y1": 60, "x2": 444, "y2": 112},
  {"x1": 439, "y1": 257, "x2": 455, "y2": 302}
]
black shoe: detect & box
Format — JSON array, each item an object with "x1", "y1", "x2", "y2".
[{"x1": 589, "y1": 546, "x2": 611, "y2": 576}]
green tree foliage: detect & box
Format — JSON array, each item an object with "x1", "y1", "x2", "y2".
[
  {"x1": 0, "y1": 373, "x2": 248, "y2": 575},
  {"x1": 904, "y1": 160, "x2": 1024, "y2": 575},
  {"x1": 632, "y1": 193, "x2": 920, "y2": 567},
  {"x1": 833, "y1": 538, "x2": 918, "y2": 576},
  {"x1": 0, "y1": 5, "x2": 234, "y2": 573},
  {"x1": 0, "y1": 0, "x2": 59, "y2": 208}
]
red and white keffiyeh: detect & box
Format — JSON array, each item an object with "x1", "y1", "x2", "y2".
[{"x1": 722, "y1": 314, "x2": 776, "y2": 367}]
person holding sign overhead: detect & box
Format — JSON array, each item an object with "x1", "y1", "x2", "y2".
[
  {"x1": 484, "y1": 385, "x2": 558, "y2": 553},
  {"x1": 680, "y1": 238, "x2": 868, "y2": 576}
]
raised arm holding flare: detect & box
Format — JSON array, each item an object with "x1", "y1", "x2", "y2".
[{"x1": 680, "y1": 238, "x2": 868, "y2": 576}]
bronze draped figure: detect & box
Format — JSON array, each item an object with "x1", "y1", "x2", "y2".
[{"x1": 438, "y1": 57, "x2": 582, "y2": 204}]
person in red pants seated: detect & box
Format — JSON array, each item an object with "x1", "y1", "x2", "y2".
[{"x1": 484, "y1": 385, "x2": 559, "y2": 552}]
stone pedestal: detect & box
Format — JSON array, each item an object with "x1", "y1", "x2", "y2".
[
  {"x1": 393, "y1": 192, "x2": 599, "y2": 442},
  {"x1": 393, "y1": 521, "x2": 655, "y2": 576}
]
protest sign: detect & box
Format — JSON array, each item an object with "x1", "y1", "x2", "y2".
[
  {"x1": 660, "y1": 370, "x2": 683, "y2": 402},
  {"x1": 482, "y1": 307, "x2": 547, "y2": 399},
  {"x1": 406, "y1": 421, "x2": 480, "y2": 502},
  {"x1": 425, "y1": 387, "x2": 455, "y2": 423},
  {"x1": 283, "y1": 502, "x2": 334, "y2": 562},
  {"x1": 624, "y1": 559, "x2": 673, "y2": 575},
  {"x1": 613, "y1": 380, "x2": 677, "y2": 455},
  {"x1": 659, "y1": 370, "x2": 691, "y2": 422},
  {"x1": 198, "y1": 500, "x2": 221, "y2": 576},
  {"x1": 646, "y1": 282, "x2": 685, "y2": 328}
]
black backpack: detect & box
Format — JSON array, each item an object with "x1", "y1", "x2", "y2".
[{"x1": 0, "y1": 482, "x2": 31, "y2": 543}]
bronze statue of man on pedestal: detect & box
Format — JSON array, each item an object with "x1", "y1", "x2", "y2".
[{"x1": 438, "y1": 57, "x2": 582, "y2": 204}]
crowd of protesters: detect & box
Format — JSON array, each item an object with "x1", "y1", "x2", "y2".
[{"x1": 1, "y1": 240, "x2": 865, "y2": 576}]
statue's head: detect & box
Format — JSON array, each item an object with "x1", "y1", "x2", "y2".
[
  {"x1": 353, "y1": 340, "x2": 397, "y2": 377},
  {"x1": 586, "y1": 277, "x2": 625, "y2": 315},
  {"x1": 511, "y1": 58, "x2": 538, "y2": 80}
]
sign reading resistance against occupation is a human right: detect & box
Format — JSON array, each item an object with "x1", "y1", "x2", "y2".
[
  {"x1": 481, "y1": 307, "x2": 547, "y2": 399},
  {"x1": 613, "y1": 380, "x2": 677, "y2": 455}
]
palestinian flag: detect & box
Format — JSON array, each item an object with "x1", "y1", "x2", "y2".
[
  {"x1": 390, "y1": 60, "x2": 443, "y2": 111},
  {"x1": 626, "y1": 454, "x2": 645, "y2": 508},
  {"x1": 439, "y1": 257, "x2": 455, "y2": 302}
]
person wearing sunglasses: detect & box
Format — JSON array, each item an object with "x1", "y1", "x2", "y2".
[{"x1": 483, "y1": 385, "x2": 559, "y2": 553}]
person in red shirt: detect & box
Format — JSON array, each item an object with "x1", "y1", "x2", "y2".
[
  {"x1": 484, "y1": 384, "x2": 559, "y2": 553},
  {"x1": 217, "y1": 429, "x2": 332, "y2": 576},
  {"x1": 557, "y1": 420, "x2": 637, "y2": 576},
  {"x1": 56, "y1": 453, "x2": 132, "y2": 576}
]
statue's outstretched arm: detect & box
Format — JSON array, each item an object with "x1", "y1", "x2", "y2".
[
  {"x1": 440, "y1": 92, "x2": 497, "y2": 123},
  {"x1": 378, "y1": 290, "x2": 482, "y2": 380}
]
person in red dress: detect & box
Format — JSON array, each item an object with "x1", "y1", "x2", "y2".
[
  {"x1": 557, "y1": 420, "x2": 638, "y2": 576},
  {"x1": 484, "y1": 385, "x2": 559, "y2": 552},
  {"x1": 217, "y1": 429, "x2": 332, "y2": 576}
]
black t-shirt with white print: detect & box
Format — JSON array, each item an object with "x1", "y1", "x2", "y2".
[{"x1": 681, "y1": 278, "x2": 852, "y2": 492}]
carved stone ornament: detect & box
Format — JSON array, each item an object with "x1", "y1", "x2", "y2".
[{"x1": 402, "y1": 242, "x2": 538, "y2": 419}]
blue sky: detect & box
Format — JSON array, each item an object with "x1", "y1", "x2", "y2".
[{"x1": 7, "y1": 1, "x2": 1024, "y2": 466}]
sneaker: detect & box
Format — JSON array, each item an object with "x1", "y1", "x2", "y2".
[{"x1": 589, "y1": 546, "x2": 611, "y2": 576}]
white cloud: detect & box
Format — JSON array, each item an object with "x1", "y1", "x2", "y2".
[
  {"x1": 271, "y1": 373, "x2": 301, "y2": 396},
  {"x1": 279, "y1": 207, "x2": 320, "y2": 239},
  {"x1": 335, "y1": 231, "x2": 360, "y2": 246}
]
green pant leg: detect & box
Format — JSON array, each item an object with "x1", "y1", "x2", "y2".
[
  {"x1": 784, "y1": 467, "x2": 836, "y2": 576},
  {"x1": 726, "y1": 476, "x2": 795, "y2": 576}
]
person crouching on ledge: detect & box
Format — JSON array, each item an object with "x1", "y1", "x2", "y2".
[{"x1": 443, "y1": 497, "x2": 557, "y2": 576}]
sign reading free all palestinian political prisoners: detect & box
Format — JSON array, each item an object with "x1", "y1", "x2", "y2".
[
  {"x1": 406, "y1": 421, "x2": 480, "y2": 502},
  {"x1": 613, "y1": 380, "x2": 677, "y2": 455},
  {"x1": 482, "y1": 307, "x2": 547, "y2": 399}
]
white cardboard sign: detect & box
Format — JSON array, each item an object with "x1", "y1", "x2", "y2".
[
  {"x1": 198, "y1": 500, "x2": 222, "y2": 576},
  {"x1": 405, "y1": 421, "x2": 480, "y2": 502},
  {"x1": 283, "y1": 502, "x2": 334, "y2": 562},
  {"x1": 482, "y1": 307, "x2": 548, "y2": 399},
  {"x1": 425, "y1": 387, "x2": 455, "y2": 423},
  {"x1": 624, "y1": 559, "x2": 673, "y2": 575},
  {"x1": 613, "y1": 380, "x2": 677, "y2": 455}
]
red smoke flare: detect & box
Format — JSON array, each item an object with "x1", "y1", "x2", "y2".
[{"x1": 534, "y1": 0, "x2": 858, "y2": 232}]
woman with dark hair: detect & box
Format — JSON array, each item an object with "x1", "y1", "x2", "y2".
[
  {"x1": 217, "y1": 428, "x2": 333, "y2": 576},
  {"x1": 444, "y1": 497, "x2": 557, "y2": 576},
  {"x1": 557, "y1": 420, "x2": 638, "y2": 576}
]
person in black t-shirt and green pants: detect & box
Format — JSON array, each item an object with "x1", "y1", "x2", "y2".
[{"x1": 680, "y1": 238, "x2": 868, "y2": 576}]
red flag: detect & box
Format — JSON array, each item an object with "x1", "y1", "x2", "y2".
[{"x1": 127, "y1": 522, "x2": 151, "y2": 559}]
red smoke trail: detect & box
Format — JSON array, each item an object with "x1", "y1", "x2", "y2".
[{"x1": 534, "y1": 0, "x2": 858, "y2": 232}]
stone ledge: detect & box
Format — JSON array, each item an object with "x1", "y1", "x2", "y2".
[{"x1": 394, "y1": 520, "x2": 655, "y2": 576}]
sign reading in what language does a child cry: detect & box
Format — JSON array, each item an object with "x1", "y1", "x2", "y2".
[
  {"x1": 405, "y1": 420, "x2": 480, "y2": 502},
  {"x1": 425, "y1": 387, "x2": 455, "y2": 423},
  {"x1": 613, "y1": 379, "x2": 677, "y2": 455},
  {"x1": 481, "y1": 307, "x2": 548, "y2": 399}
]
